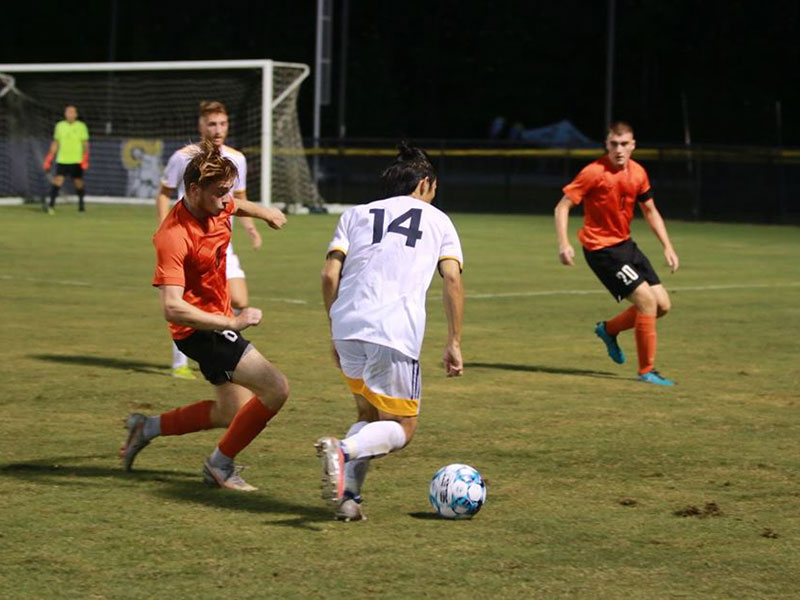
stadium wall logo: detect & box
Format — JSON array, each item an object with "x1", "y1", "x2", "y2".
[{"x1": 121, "y1": 139, "x2": 164, "y2": 198}]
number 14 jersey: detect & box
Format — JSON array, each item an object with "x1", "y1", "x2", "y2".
[{"x1": 327, "y1": 195, "x2": 464, "y2": 360}]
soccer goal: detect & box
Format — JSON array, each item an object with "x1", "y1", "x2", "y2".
[{"x1": 0, "y1": 59, "x2": 323, "y2": 208}]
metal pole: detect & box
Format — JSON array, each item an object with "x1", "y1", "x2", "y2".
[
  {"x1": 313, "y1": 0, "x2": 332, "y2": 186},
  {"x1": 335, "y1": 0, "x2": 350, "y2": 205},
  {"x1": 313, "y1": 0, "x2": 323, "y2": 184},
  {"x1": 681, "y1": 92, "x2": 701, "y2": 219},
  {"x1": 107, "y1": 0, "x2": 118, "y2": 62},
  {"x1": 261, "y1": 61, "x2": 273, "y2": 206},
  {"x1": 105, "y1": 0, "x2": 118, "y2": 134},
  {"x1": 604, "y1": 0, "x2": 616, "y2": 131},
  {"x1": 337, "y1": 0, "x2": 350, "y2": 140}
]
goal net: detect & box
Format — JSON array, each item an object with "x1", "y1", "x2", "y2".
[{"x1": 0, "y1": 60, "x2": 323, "y2": 208}]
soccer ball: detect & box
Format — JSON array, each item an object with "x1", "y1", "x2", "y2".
[{"x1": 429, "y1": 463, "x2": 486, "y2": 519}]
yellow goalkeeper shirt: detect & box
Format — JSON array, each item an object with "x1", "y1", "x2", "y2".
[{"x1": 54, "y1": 120, "x2": 89, "y2": 164}]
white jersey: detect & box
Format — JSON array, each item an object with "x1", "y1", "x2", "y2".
[
  {"x1": 161, "y1": 143, "x2": 247, "y2": 199},
  {"x1": 161, "y1": 143, "x2": 247, "y2": 256},
  {"x1": 328, "y1": 195, "x2": 463, "y2": 359}
]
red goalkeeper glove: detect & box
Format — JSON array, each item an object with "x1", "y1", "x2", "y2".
[
  {"x1": 43, "y1": 152, "x2": 54, "y2": 171},
  {"x1": 81, "y1": 150, "x2": 89, "y2": 171}
]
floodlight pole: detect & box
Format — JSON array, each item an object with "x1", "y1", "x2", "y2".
[
  {"x1": 604, "y1": 0, "x2": 616, "y2": 131},
  {"x1": 313, "y1": 0, "x2": 333, "y2": 186},
  {"x1": 105, "y1": 0, "x2": 118, "y2": 134},
  {"x1": 337, "y1": 0, "x2": 350, "y2": 140}
]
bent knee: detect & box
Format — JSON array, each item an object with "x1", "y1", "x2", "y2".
[
  {"x1": 657, "y1": 302, "x2": 671, "y2": 318},
  {"x1": 261, "y1": 372, "x2": 289, "y2": 408},
  {"x1": 633, "y1": 289, "x2": 657, "y2": 313}
]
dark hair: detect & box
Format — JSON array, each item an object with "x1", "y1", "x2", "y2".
[
  {"x1": 380, "y1": 140, "x2": 436, "y2": 197},
  {"x1": 183, "y1": 138, "x2": 238, "y2": 192}
]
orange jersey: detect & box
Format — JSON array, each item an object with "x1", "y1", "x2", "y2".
[
  {"x1": 152, "y1": 199, "x2": 235, "y2": 340},
  {"x1": 562, "y1": 156, "x2": 653, "y2": 251}
]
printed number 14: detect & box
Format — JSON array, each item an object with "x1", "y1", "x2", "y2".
[{"x1": 369, "y1": 208, "x2": 423, "y2": 248}]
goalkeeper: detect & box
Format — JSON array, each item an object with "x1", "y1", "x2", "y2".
[{"x1": 43, "y1": 104, "x2": 89, "y2": 213}]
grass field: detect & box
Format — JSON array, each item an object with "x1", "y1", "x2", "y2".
[{"x1": 1, "y1": 204, "x2": 799, "y2": 599}]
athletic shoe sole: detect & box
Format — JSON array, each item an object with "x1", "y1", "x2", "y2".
[
  {"x1": 315, "y1": 437, "x2": 345, "y2": 506},
  {"x1": 202, "y1": 459, "x2": 258, "y2": 492}
]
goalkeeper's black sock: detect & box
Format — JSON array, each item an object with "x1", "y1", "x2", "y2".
[
  {"x1": 77, "y1": 188, "x2": 85, "y2": 212},
  {"x1": 49, "y1": 185, "x2": 60, "y2": 207}
]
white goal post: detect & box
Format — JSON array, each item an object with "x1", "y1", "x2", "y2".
[{"x1": 0, "y1": 59, "x2": 322, "y2": 208}]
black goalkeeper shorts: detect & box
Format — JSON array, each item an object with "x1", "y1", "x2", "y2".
[{"x1": 55, "y1": 163, "x2": 83, "y2": 178}]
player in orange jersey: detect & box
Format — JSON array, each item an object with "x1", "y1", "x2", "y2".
[
  {"x1": 157, "y1": 101, "x2": 280, "y2": 379},
  {"x1": 120, "y1": 140, "x2": 289, "y2": 490},
  {"x1": 554, "y1": 121, "x2": 679, "y2": 385}
]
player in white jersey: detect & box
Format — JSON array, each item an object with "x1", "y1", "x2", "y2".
[
  {"x1": 316, "y1": 141, "x2": 465, "y2": 521},
  {"x1": 156, "y1": 101, "x2": 284, "y2": 378}
]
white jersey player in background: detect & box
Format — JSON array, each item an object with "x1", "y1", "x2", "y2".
[
  {"x1": 317, "y1": 141, "x2": 465, "y2": 521},
  {"x1": 156, "y1": 101, "x2": 284, "y2": 379}
]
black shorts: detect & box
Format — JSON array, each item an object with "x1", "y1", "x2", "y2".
[
  {"x1": 583, "y1": 239, "x2": 661, "y2": 302},
  {"x1": 174, "y1": 329, "x2": 252, "y2": 385},
  {"x1": 55, "y1": 163, "x2": 83, "y2": 178}
]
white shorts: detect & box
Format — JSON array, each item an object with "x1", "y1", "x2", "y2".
[
  {"x1": 226, "y1": 243, "x2": 245, "y2": 280},
  {"x1": 334, "y1": 339, "x2": 421, "y2": 417}
]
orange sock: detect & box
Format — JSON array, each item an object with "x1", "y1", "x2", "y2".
[
  {"x1": 605, "y1": 305, "x2": 638, "y2": 336},
  {"x1": 218, "y1": 397, "x2": 276, "y2": 459},
  {"x1": 634, "y1": 312, "x2": 657, "y2": 374},
  {"x1": 161, "y1": 400, "x2": 214, "y2": 436}
]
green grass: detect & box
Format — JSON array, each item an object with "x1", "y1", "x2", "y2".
[{"x1": 1, "y1": 204, "x2": 799, "y2": 599}]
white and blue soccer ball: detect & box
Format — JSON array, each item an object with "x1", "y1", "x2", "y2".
[{"x1": 429, "y1": 463, "x2": 486, "y2": 519}]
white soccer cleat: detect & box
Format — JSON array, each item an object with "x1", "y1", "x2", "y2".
[
  {"x1": 120, "y1": 413, "x2": 150, "y2": 472},
  {"x1": 202, "y1": 459, "x2": 258, "y2": 492},
  {"x1": 315, "y1": 437, "x2": 345, "y2": 506},
  {"x1": 336, "y1": 497, "x2": 366, "y2": 522}
]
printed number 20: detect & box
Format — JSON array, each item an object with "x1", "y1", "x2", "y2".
[
  {"x1": 616, "y1": 264, "x2": 639, "y2": 286},
  {"x1": 369, "y1": 208, "x2": 423, "y2": 248}
]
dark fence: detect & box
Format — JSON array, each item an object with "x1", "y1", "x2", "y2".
[{"x1": 310, "y1": 139, "x2": 800, "y2": 224}]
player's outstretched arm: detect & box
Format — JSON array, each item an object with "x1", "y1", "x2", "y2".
[
  {"x1": 639, "y1": 199, "x2": 679, "y2": 273},
  {"x1": 232, "y1": 191, "x2": 263, "y2": 249},
  {"x1": 440, "y1": 259, "x2": 464, "y2": 377},
  {"x1": 233, "y1": 196, "x2": 287, "y2": 230},
  {"x1": 156, "y1": 185, "x2": 175, "y2": 224},
  {"x1": 554, "y1": 195, "x2": 576, "y2": 266},
  {"x1": 159, "y1": 285, "x2": 262, "y2": 331}
]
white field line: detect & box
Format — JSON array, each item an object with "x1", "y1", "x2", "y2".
[
  {"x1": 0, "y1": 273, "x2": 92, "y2": 287},
  {"x1": 3, "y1": 273, "x2": 798, "y2": 302},
  {"x1": 0, "y1": 274, "x2": 308, "y2": 304},
  {"x1": 467, "y1": 282, "x2": 800, "y2": 299}
]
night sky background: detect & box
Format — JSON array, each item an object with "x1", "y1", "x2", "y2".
[{"x1": 4, "y1": 0, "x2": 799, "y2": 146}]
